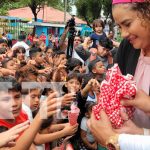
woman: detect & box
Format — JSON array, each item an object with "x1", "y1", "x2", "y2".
[{"x1": 88, "y1": 0, "x2": 150, "y2": 150}]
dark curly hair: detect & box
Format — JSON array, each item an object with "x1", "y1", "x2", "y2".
[
  {"x1": 130, "y1": 1, "x2": 150, "y2": 24},
  {"x1": 113, "y1": 1, "x2": 150, "y2": 25}
]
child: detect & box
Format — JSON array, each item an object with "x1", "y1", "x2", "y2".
[
  {"x1": 52, "y1": 50, "x2": 67, "y2": 68},
  {"x1": 21, "y1": 81, "x2": 78, "y2": 150},
  {"x1": 1, "y1": 58, "x2": 20, "y2": 71},
  {"x1": 88, "y1": 58, "x2": 106, "y2": 82},
  {"x1": 85, "y1": 19, "x2": 107, "y2": 48},
  {"x1": 66, "y1": 58, "x2": 83, "y2": 73},
  {"x1": 15, "y1": 64, "x2": 39, "y2": 82},
  {"x1": 29, "y1": 47, "x2": 46, "y2": 70},
  {"x1": 82, "y1": 74, "x2": 100, "y2": 103},
  {"x1": 63, "y1": 72, "x2": 100, "y2": 122},
  {"x1": 80, "y1": 101, "x2": 97, "y2": 150},
  {"x1": 0, "y1": 77, "x2": 61, "y2": 150},
  {"x1": 13, "y1": 46, "x2": 26, "y2": 63}
]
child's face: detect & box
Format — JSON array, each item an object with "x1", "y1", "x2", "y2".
[
  {"x1": 35, "y1": 52, "x2": 45, "y2": 64},
  {"x1": 46, "y1": 48, "x2": 53, "y2": 57},
  {"x1": 97, "y1": 46, "x2": 108, "y2": 57},
  {"x1": 47, "y1": 89, "x2": 55, "y2": 96},
  {"x1": 59, "y1": 54, "x2": 67, "y2": 63},
  {"x1": 24, "y1": 89, "x2": 40, "y2": 111},
  {"x1": 86, "y1": 109, "x2": 92, "y2": 118},
  {"x1": 73, "y1": 65, "x2": 83, "y2": 73},
  {"x1": 0, "y1": 43, "x2": 8, "y2": 49},
  {"x1": 6, "y1": 59, "x2": 19, "y2": 70},
  {"x1": 54, "y1": 54, "x2": 67, "y2": 66},
  {"x1": 0, "y1": 91, "x2": 22, "y2": 119},
  {"x1": 17, "y1": 51, "x2": 25, "y2": 61},
  {"x1": 95, "y1": 26, "x2": 103, "y2": 34},
  {"x1": 93, "y1": 61, "x2": 106, "y2": 75},
  {"x1": 60, "y1": 70, "x2": 67, "y2": 82},
  {"x1": 65, "y1": 78, "x2": 81, "y2": 93}
]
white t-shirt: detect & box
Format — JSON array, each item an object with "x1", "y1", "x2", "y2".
[
  {"x1": 72, "y1": 49, "x2": 85, "y2": 65},
  {"x1": 22, "y1": 103, "x2": 33, "y2": 123},
  {"x1": 87, "y1": 92, "x2": 97, "y2": 103},
  {"x1": 22, "y1": 103, "x2": 45, "y2": 150},
  {"x1": 80, "y1": 117, "x2": 95, "y2": 143}
]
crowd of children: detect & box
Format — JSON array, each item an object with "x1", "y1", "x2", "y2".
[{"x1": 0, "y1": 18, "x2": 119, "y2": 150}]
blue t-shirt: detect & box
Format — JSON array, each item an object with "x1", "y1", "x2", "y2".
[
  {"x1": 6, "y1": 33, "x2": 13, "y2": 40},
  {"x1": 89, "y1": 32, "x2": 107, "y2": 48}
]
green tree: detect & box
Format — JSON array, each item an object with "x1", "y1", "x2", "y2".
[
  {"x1": 75, "y1": 0, "x2": 102, "y2": 26},
  {"x1": 19, "y1": 0, "x2": 61, "y2": 21},
  {"x1": 75, "y1": 0, "x2": 113, "y2": 26},
  {"x1": 0, "y1": 0, "x2": 26, "y2": 15},
  {"x1": 102, "y1": 0, "x2": 112, "y2": 20}
]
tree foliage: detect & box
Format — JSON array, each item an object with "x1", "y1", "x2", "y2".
[
  {"x1": 0, "y1": 0, "x2": 64, "y2": 20},
  {"x1": 19, "y1": 0, "x2": 61, "y2": 21},
  {"x1": 102, "y1": 0, "x2": 112, "y2": 20},
  {"x1": 75, "y1": 0, "x2": 112, "y2": 26},
  {"x1": 0, "y1": 0, "x2": 26, "y2": 15},
  {"x1": 75, "y1": 0, "x2": 102, "y2": 26}
]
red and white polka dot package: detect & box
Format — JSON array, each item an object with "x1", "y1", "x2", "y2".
[{"x1": 93, "y1": 64, "x2": 136, "y2": 128}]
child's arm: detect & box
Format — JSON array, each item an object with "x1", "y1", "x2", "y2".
[
  {"x1": 82, "y1": 37, "x2": 91, "y2": 50},
  {"x1": 81, "y1": 79, "x2": 100, "y2": 97},
  {"x1": 0, "y1": 67, "x2": 15, "y2": 76},
  {"x1": 0, "y1": 121, "x2": 29, "y2": 148},
  {"x1": 81, "y1": 129, "x2": 97, "y2": 149},
  {"x1": 34, "y1": 123, "x2": 78, "y2": 145},
  {"x1": 10, "y1": 92, "x2": 59, "y2": 150},
  {"x1": 40, "y1": 123, "x2": 67, "y2": 134}
]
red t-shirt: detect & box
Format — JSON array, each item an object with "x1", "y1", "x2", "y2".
[
  {"x1": 0, "y1": 110, "x2": 28, "y2": 129},
  {"x1": 39, "y1": 35, "x2": 46, "y2": 43},
  {"x1": 27, "y1": 35, "x2": 33, "y2": 43}
]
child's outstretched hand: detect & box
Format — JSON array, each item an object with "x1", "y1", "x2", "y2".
[
  {"x1": 62, "y1": 123, "x2": 78, "y2": 136},
  {"x1": 61, "y1": 93, "x2": 76, "y2": 106},
  {"x1": 39, "y1": 92, "x2": 61, "y2": 119},
  {"x1": 87, "y1": 79, "x2": 100, "y2": 89},
  {"x1": 0, "y1": 120, "x2": 29, "y2": 147}
]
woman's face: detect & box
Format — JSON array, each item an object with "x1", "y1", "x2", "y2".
[{"x1": 113, "y1": 4, "x2": 150, "y2": 50}]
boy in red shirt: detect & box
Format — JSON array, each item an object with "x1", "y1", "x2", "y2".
[
  {"x1": 39, "y1": 32, "x2": 46, "y2": 43},
  {"x1": 0, "y1": 76, "x2": 62, "y2": 149},
  {"x1": 0, "y1": 77, "x2": 28, "y2": 130}
]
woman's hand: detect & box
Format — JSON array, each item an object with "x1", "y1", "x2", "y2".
[
  {"x1": 121, "y1": 90, "x2": 150, "y2": 113},
  {"x1": 115, "y1": 110, "x2": 143, "y2": 135},
  {"x1": 88, "y1": 110, "x2": 116, "y2": 146}
]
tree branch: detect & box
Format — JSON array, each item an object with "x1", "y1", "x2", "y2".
[{"x1": 84, "y1": 16, "x2": 92, "y2": 28}]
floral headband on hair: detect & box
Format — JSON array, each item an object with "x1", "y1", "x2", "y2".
[{"x1": 112, "y1": 0, "x2": 145, "y2": 4}]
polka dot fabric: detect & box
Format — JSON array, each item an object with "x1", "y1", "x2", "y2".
[{"x1": 93, "y1": 64, "x2": 136, "y2": 128}]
